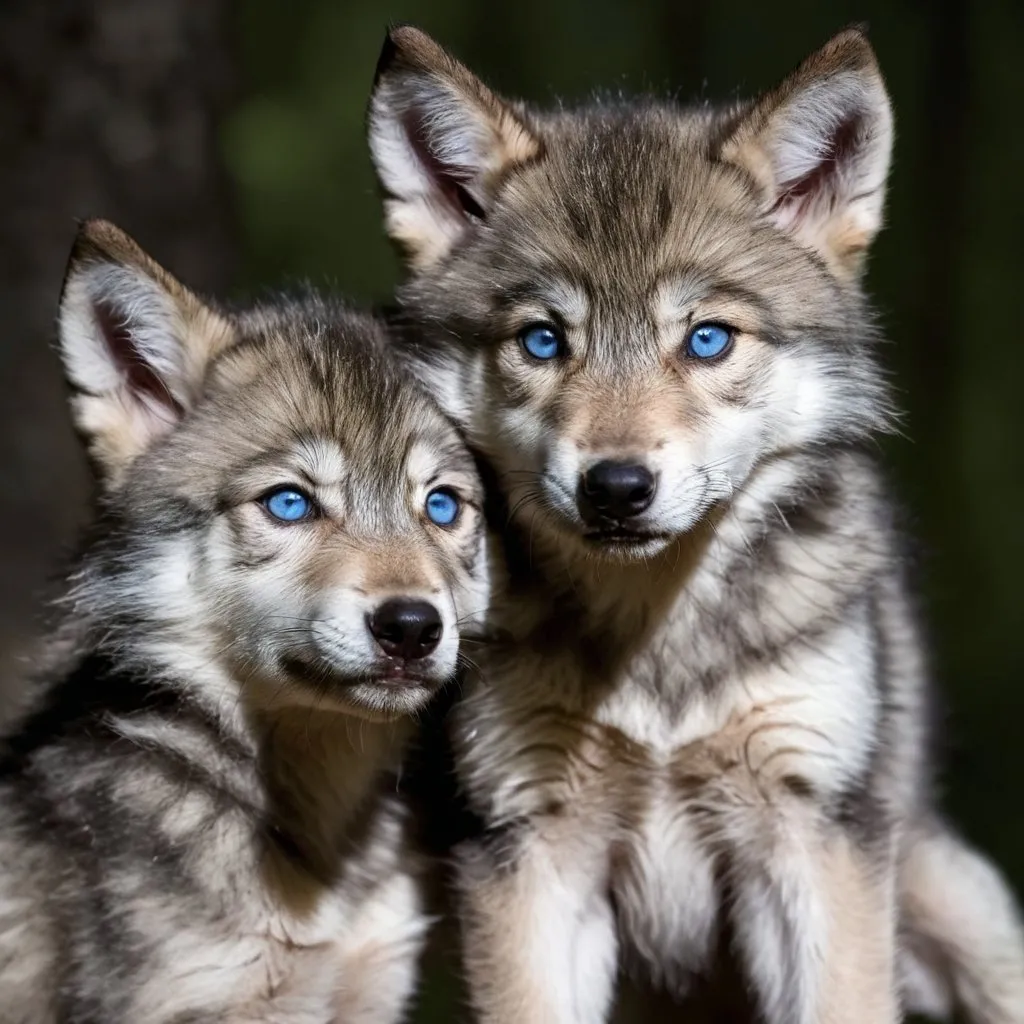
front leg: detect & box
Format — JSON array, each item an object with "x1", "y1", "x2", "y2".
[
  {"x1": 677, "y1": 701, "x2": 900, "y2": 1024},
  {"x1": 728, "y1": 812, "x2": 899, "y2": 1024},
  {"x1": 457, "y1": 824, "x2": 618, "y2": 1024},
  {"x1": 334, "y1": 866, "x2": 430, "y2": 1024}
]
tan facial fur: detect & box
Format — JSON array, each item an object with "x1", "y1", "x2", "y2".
[
  {"x1": 59, "y1": 220, "x2": 488, "y2": 723},
  {"x1": 370, "y1": 28, "x2": 894, "y2": 566}
]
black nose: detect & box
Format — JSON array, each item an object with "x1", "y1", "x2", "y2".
[
  {"x1": 581, "y1": 461, "x2": 656, "y2": 520},
  {"x1": 367, "y1": 599, "x2": 442, "y2": 661}
]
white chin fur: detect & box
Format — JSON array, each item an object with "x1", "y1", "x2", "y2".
[
  {"x1": 583, "y1": 535, "x2": 675, "y2": 564},
  {"x1": 340, "y1": 681, "x2": 440, "y2": 721}
]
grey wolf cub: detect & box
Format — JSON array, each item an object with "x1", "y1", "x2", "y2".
[
  {"x1": 369, "y1": 25, "x2": 1024, "y2": 1024},
  {"x1": 0, "y1": 219, "x2": 490, "y2": 1023}
]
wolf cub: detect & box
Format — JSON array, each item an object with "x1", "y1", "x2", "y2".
[
  {"x1": 370, "y1": 25, "x2": 1024, "y2": 1024},
  {"x1": 0, "y1": 220, "x2": 489, "y2": 1023}
]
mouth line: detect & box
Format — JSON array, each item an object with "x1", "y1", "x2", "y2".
[
  {"x1": 282, "y1": 655, "x2": 437, "y2": 689},
  {"x1": 371, "y1": 664, "x2": 432, "y2": 686},
  {"x1": 581, "y1": 526, "x2": 671, "y2": 545}
]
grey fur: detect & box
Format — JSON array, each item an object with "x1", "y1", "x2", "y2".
[
  {"x1": 369, "y1": 25, "x2": 1024, "y2": 1024},
  {"x1": 0, "y1": 220, "x2": 491, "y2": 1023}
]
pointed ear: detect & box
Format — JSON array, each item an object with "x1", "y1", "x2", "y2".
[
  {"x1": 368, "y1": 25, "x2": 541, "y2": 270},
  {"x1": 720, "y1": 29, "x2": 893, "y2": 276},
  {"x1": 58, "y1": 219, "x2": 234, "y2": 488}
]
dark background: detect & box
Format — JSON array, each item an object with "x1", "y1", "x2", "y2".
[{"x1": 1, "y1": 1, "x2": 1021, "y2": 1019}]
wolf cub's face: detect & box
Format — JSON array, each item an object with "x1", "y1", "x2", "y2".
[
  {"x1": 58, "y1": 221, "x2": 488, "y2": 720},
  {"x1": 370, "y1": 28, "x2": 894, "y2": 561}
]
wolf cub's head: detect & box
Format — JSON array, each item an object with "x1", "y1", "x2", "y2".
[
  {"x1": 370, "y1": 27, "x2": 894, "y2": 561},
  {"x1": 58, "y1": 220, "x2": 488, "y2": 720}
]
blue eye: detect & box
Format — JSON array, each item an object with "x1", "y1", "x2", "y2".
[
  {"x1": 519, "y1": 323, "x2": 564, "y2": 361},
  {"x1": 685, "y1": 323, "x2": 734, "y2": 360},
  {"x1": 263, "y1": 488, "x2": 314, "y2": 522},
  {"x1": 425, "y1": 488, "x2": 460, "y2": 527}
]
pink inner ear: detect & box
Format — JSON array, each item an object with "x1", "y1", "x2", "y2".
[
  {"x1": 93, "y1": 298, "x2": 183, "y2": 416},
  {"x1": 402, "y1": 108, "x2": 486, "y2": 220},
  {"x1": 772, "y1": 113, "x2": 864, "y2": 218}
]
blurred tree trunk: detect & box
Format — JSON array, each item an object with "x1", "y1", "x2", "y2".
[{"x1": 0, "y1": 0, "x2": 237, "y2": 692}]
